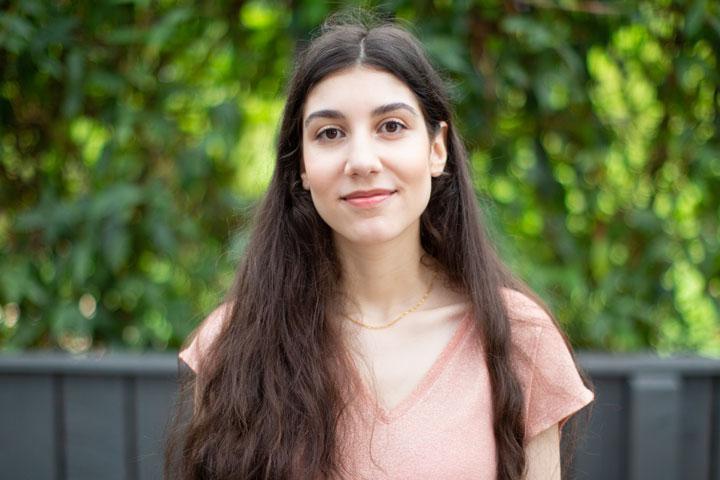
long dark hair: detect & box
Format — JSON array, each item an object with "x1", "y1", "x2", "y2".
[{"x1": 165, "y1": 14, "x2": 592, "y2": 480}]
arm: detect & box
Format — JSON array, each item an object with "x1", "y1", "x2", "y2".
[{"x1": 524, "y1": 423, "x2": 561, "y2": 480}]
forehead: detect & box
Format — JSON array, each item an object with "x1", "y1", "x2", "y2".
[{"x1": 303, "y1": 66, "x2": 420, "y2": 119}]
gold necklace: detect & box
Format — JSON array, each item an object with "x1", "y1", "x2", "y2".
[{"x1": 343, "y1": 271, "x2": 438, "y2": 330}]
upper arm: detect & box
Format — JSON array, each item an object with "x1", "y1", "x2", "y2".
[{"x1": 524, "y1": 422, "x2": 561, "y2": 480}]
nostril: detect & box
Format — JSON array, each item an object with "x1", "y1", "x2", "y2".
[{"x1": 345, "y1": 152, "x2": 383, "y2": 177}]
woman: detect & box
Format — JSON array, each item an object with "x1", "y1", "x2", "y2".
[{"x1": 166, "y1": 16, "x2": 594, "y2": 480}]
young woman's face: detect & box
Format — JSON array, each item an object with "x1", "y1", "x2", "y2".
[{"x1": 300, "y1": 66, "x2": 447, "y2": 247}]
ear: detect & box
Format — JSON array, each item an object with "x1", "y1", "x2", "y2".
[
  {"x1": 429, "y1": 121, "x2": 448, "y2": 177},
  {"x1": 299, "y1": 155, "x2": 311, "y2": 190},
  {"x1": 300, "y1": 171, "x2": 310, "y2": 190}
]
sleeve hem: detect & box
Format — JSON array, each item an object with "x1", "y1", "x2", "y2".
[{"x1": 525, "y1": 387, "x2": 594, "y2": 441}]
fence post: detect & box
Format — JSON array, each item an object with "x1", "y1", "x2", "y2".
[{"x1": 629, "y1": 372, "x2": 681, "y2": 480}]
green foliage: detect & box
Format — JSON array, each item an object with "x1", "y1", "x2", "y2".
[{"x1": 1, "y1": 0, "x2": 719, "y2": 354}]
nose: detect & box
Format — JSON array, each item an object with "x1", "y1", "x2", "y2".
[{"x1": 344, "y1": 133, "x2": 382, "y2": 177}]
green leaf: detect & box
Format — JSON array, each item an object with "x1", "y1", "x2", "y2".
[
  {"x1": 146, "y1": 7, "x2": 193, "y2": 53},
  {"x1": 685, "y1": 0, "x2": 707, "y2": 38},
  {"x1": 0, "y1": 14, "x2": 34, "y2": 53},
  {"x1": 89, "y1": 184, "x2": 143, "y2": 221},
  {"x1": 62, "y1": 48, "x2": 85, "y2": 117},
  {"x1": 102, "y1": 217, "x2": 132, "y2": 273}
]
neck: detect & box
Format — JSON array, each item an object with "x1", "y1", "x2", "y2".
[{"x1": 334, "y1": 227, "x2": 433, "y2": 325}]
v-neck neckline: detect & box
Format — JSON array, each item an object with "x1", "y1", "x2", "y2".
[{"x1": 353, "y1": 311, "x2": 473, "y2": 424}]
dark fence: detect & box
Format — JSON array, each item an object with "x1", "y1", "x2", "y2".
[{"x1": 1, "y1": 352, "x2": 718, "y2": 480}]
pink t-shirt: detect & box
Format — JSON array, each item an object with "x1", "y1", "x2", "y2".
[{"x1": 179, "y1": 288, "x2": 594, "y2": 479}]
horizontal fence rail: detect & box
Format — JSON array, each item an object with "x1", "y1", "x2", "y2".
[{"x1": 1, "y1": 352, "x2": 719, "y2": 480}]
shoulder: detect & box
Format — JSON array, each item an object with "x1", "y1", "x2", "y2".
[
  {"x1": 498, "y1": 286, "x2": 570, "y2": 367},
  {"x1": 500, "y1": 287, "x2": 554, "y2": 329},
  {"x1": 178, "y1": 303, "x2": 231, "y2": 373},
  {"x1": 498, "y1": 287, "x2": 559, "y2": 371}
]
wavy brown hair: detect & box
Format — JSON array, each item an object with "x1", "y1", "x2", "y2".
[{"x1": 165, "y1": 14, "x2": 592, "y2": 480}]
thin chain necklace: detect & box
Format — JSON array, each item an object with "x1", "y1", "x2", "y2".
[{"x1": 343, "y1": 271, "x2": 438, "y2": 330}]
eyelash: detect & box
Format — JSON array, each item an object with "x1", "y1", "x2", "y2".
[{"x1": 315, "y1": 120, "x2": 407, "y2": 141}]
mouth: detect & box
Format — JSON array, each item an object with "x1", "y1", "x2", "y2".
[{"x1": 341, "y1": 189, "x2": 396, "y2": 208}]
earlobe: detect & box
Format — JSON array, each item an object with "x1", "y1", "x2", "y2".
[
  {"x1": 300, "y1": 172, "x2": 310, "y2": 190},
  {"x1": 430, "y1": 121, "x2": 448, "y2": 177}
]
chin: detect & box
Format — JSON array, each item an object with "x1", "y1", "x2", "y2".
[
  {"x1": 336, "y1": 220, "x2": 415, "y2": 246},
  {"x1": 347, "y1": 231, "x2": 398, "y2": 245}
]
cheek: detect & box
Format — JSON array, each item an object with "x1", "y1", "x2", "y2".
[
  {"x1": 303, "y1": 162, "x2": 334, "y2": 193},
  {"x1": 396, "y1": 146, "x2": 433, "y2": 208},
  {"x1": 301, "y1": 150, "x2": 343, "y2": 201},
  {"x1": 302, "y1": 145, "x2": 326, "y2": 187},
  {"x1": 394, "y1": 144, "x2": 433, "y2": 185},
  {"x1": 415, "y1": 175, "x2": 433, "y2": 209}
]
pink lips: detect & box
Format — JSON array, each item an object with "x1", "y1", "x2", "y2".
[{"x1": 342, "y1": 189, "x2": 395, "y2": 208}]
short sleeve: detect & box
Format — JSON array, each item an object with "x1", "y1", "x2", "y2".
[
  {"x1": 502, "y1": 288, "x2": 594, "y2": 442},
  {"x1": 178, "y1": 304, "x2": 229, "y2": 373}
]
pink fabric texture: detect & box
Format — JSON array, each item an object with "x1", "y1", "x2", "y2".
[
  {"x1": 178, "y1": 303, "x2": 228, "y2": 372},
  {"x1": 179, "y1": 289, "x2": 594, "y2": 478}
]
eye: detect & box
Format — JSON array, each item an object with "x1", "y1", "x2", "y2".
[
  {"x1": 380, "y1": 120, "x2": 407, "y2": 135},
  {"x1": 316, "y1": 127, "x2": 344, "y2": 141}
]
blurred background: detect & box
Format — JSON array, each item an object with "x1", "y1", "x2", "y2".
[{"x1": 1, "y1": 0, "x2": 718, "y2": 356}]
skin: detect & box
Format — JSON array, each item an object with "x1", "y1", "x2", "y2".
[
  {"x1": 526, "y1": 424, "x2": 562, "y2": 479},
  {"x1": 300, "y1": 65, "x2": 561, "y2": 478}
]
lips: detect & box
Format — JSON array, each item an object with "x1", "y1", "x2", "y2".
[
  {"x1": 342, "y1": 189, "x2": 395, "y2": 200},
  {"x1": 341, "y1": 189, "x2": 396, "y2": 208}
]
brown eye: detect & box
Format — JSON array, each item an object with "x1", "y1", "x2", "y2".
[
  {"x1": 381, "y1": 120, "x2": 405, "y2": 134},
  {"x1": 317, "y1": 128, "x2": 343, "y2": 140}
]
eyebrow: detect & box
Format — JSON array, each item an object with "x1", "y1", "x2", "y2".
[{"x1": 303, "y1": 102, "x2": 419, "y2": 128}]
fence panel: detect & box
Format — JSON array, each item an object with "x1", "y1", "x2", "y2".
[
  {"x1": 680, "y1": 378, "x2": 714, "y2": 478},
  {"x1": 135, "y1": 377, "x2": 177, "y2": 480},
  {"x1": 63, "y1": 376, "x2": 129, "y2": 480},
  {"x1": 2, "y1": 352, "x2": 720, "y2": 480},
  {"x1": 567, "y1": 376, "x2": 628, "y2": 480},
  {"x1": 0, "y1": 373, "x2": 58, "y2": 480}
]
